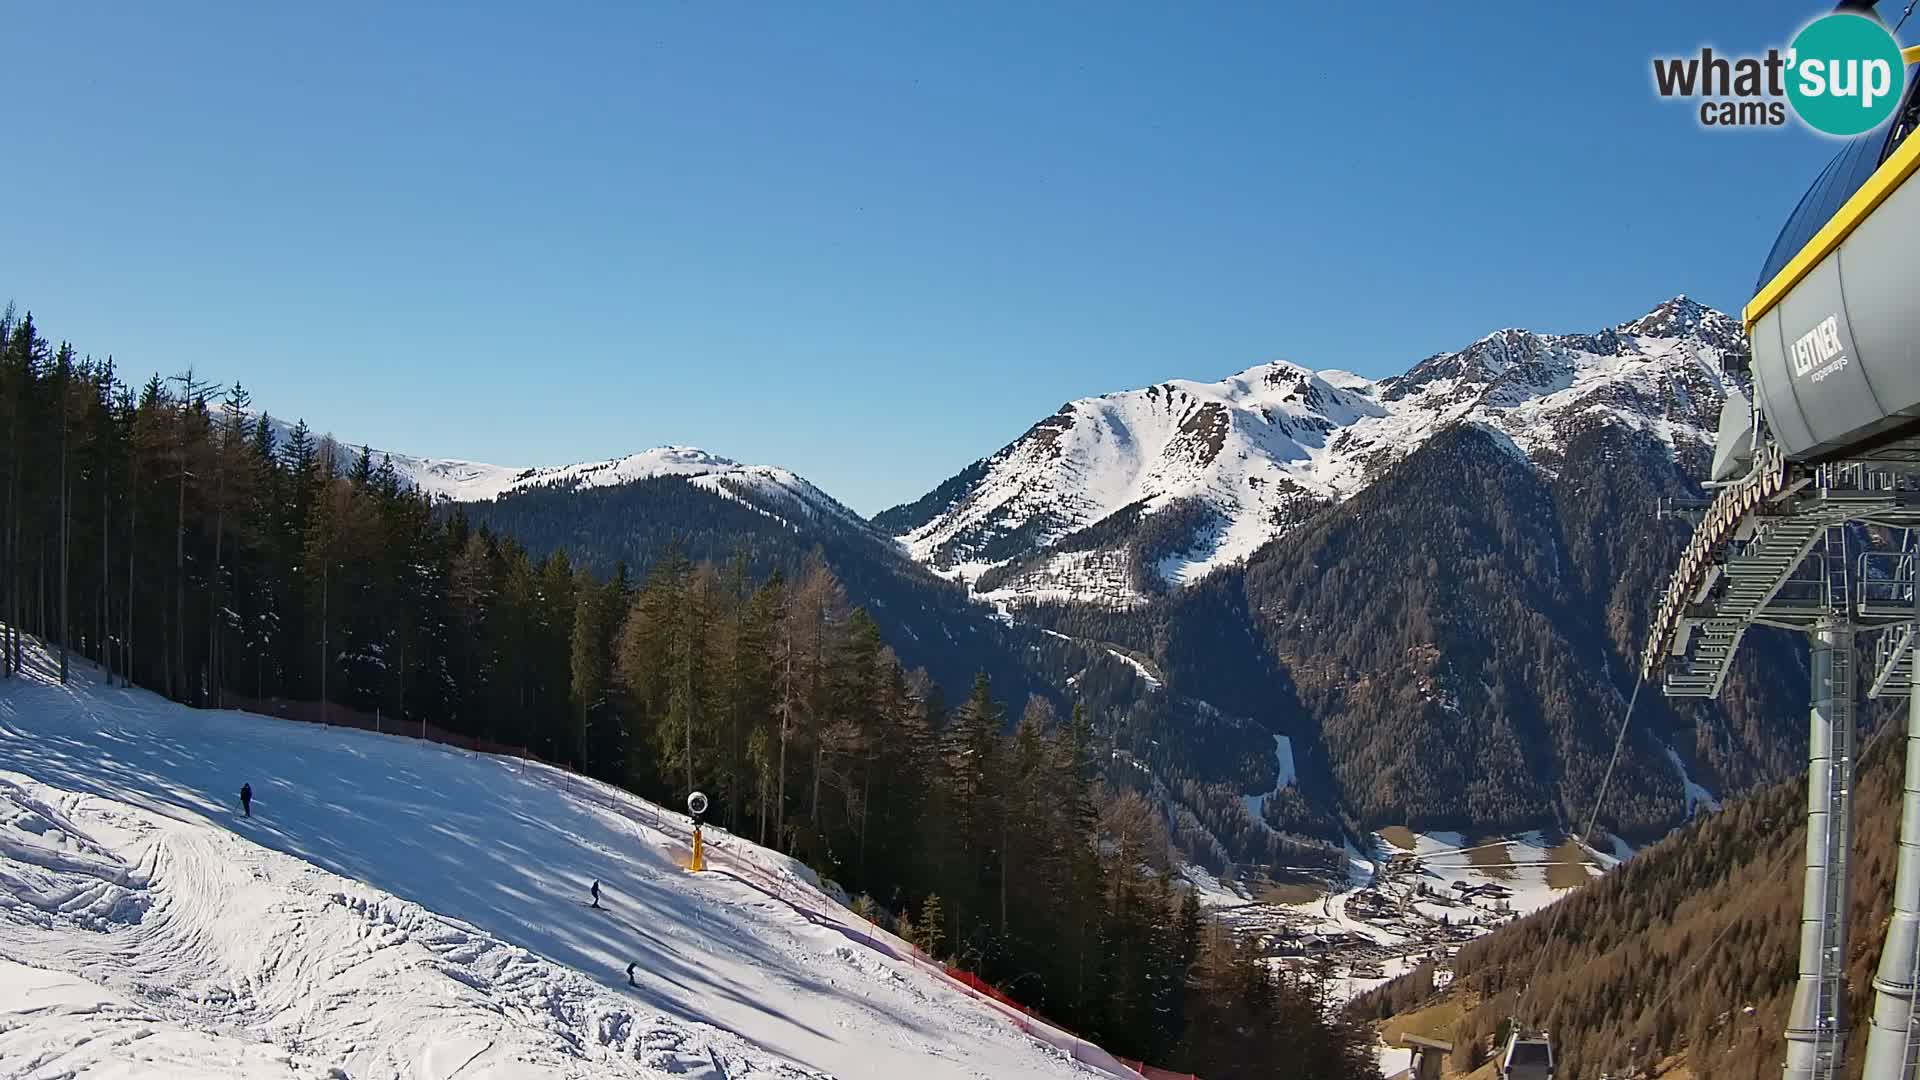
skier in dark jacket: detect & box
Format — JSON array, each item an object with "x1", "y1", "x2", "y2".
[
  {"x1": 626, "y1": 962, "x2": 637, "y2": 987},
  {"x1": 240, "y1": 783, "x2": 253, "y2": 818},
  {"x1": 590, "y1": 880, "x2": 601, "y2": 909}
]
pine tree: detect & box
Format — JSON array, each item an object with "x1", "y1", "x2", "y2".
[
  {"x1": 569, "y1": 568, "x2": 615, "y2": 773},
  {"x1": 206, "y1": 381, "x2": 251, "y2": 706},
  {"x1": 167, "y1": 368, "x2": 214, "y2": 702},
  {"x1": 53, "y1": 343, "x2": 74, "y2": 683},
  {"x1": 938, "y1": 672, "x2": 1003, "y2": 956},
  {"x1": 0, "y1": 310, "x2": 41, "y2": 677},
  {"x1": 917, "y1": 893, "x2": 946, "y2": 961}
]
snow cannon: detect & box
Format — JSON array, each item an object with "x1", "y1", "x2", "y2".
[{"x1": 687, "y1": 791, "x2": 708, "y2": 873}]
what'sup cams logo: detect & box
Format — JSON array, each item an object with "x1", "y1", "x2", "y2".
[{"x1": 1653, "y1": 12, "x2": 1908, "y2": 135}]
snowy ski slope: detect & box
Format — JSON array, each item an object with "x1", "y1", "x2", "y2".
[{"x1": 0, "y1": 642, "x2": 1113, "y2": 1080}]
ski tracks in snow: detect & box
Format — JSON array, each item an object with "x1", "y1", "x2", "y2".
[
  {"x1": 0, "y1": 770, "x2": 821, "y2": 1080},
  {"x1": 0, "y1": 647, "x2": 1109, "y2": 1080}
]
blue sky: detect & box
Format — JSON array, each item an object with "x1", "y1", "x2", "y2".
[{"x1": 0, "y1": 2, "x2": 1870, "y2": 513}]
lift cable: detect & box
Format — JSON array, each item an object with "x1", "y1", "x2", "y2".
[
  {"x1": 1896, "y1": 0, "x2": 1918, "y2": 33},
  {"x1": 1516, "y1": 673, "x2": 1648, "y2": 1029}
]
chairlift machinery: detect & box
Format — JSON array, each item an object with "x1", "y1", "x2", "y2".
[{"x1": 1638, "y1": 22, "x2": 1920, "y2": 1080}]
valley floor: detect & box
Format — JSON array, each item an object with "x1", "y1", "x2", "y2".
[
  {"x1": 0, "y1": 641, "x2": 1110, "y2": 1080},
  {"x1": 1190, "y1": 824, "x2": 1624, "y2": 1079}
]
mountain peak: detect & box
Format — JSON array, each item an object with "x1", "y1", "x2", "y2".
[
  {"x1": 410, "y1": 443, "x2": 828, "y2": 505},
  {"x1": 252, "y1": 415, "x2": 829, "y2": 509},
  {"x1": 601, "y1": 445, "x2": 742, "y2": 475},
  {"x1": 889, "y1": 297, "x2": 1745, "y2": 606},
  {"x1": 1233, "y1": 358, "x2": 1315, "y2": 384},
  {"x1": 1620, "y1": 294, "x2": 1714, "y2": 338}
]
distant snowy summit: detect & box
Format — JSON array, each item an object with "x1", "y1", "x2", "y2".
[
  {"x1": 394, "y1": 444, "x2": 868, "y2": 528},
  {"x1": 876, "y1": 296, "x2": 1746, "y2": 606},
  {"x1": 398, "y1": 445, "x2": 778, "y2": 501},
  {"x1": 258, "y1": 423, "x2": 869, "y2": 531}
]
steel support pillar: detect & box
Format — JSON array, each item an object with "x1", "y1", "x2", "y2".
[
  {"x1": 1864, "y1": 630, "x2": 1920, "y2": 1079},
  {"x1": 1786, "y1": 620, "x2": 1858, "y2": 1080}
]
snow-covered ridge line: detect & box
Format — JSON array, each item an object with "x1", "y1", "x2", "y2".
[
  {"x1": 889, "y1": 295, "x2": 1743, "y2": 603},
  {"x1": 251, "y1": 414, "x2": 867, "y2": 526}
]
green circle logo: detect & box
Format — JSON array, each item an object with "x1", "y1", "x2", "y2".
[{"x1": 1787, "y1": 13, "x2": 1907, "y2": 136}]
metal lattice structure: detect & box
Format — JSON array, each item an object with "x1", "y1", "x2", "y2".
[
  {"x1": 1644, "y1": 461, "x2": 1920, "y2": 697},
  {"x1": 1645, "y1": 462, "x2": 1920, "y2": 1080}
]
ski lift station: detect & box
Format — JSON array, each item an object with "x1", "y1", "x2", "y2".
[{"x1": 1640, "y1": 32, "x2": 1920, "y2": 1080}]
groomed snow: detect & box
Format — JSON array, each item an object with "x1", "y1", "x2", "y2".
[
  {"x1": 1665, "y1": 745, "x2": 1722, "y2": 816},
  {"x1": 0, "y1": 642, "x2": 1111, "y2": 1080},
  {"x1": 1270, "y1": 736, "x2": 1296, "y2": 789},
  {"x1": 1178, "y1": 864, "x2": 1250, "y2": 910},
  {"x1": 1102, "y1": 648, "x2": 1161, "y2": 690},
  {"x1": 1604, "y1": 832, "x2": 1638, "y2": 862},
  {"x1": 1240, "y1": 735, "x2": 1295, "y2": 829}
]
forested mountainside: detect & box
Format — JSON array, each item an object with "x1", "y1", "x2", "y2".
[
  {"x1": 460, "y1": 475, "x2": 1346, "y2": 873},
  {"x1": 0, "y1": 308, "x2": 1379, "y2": 1077},
  {"x1": 1230, "y1": 422, "x2": 1801, "y2": 837},
  {"x1": 456, "y1": 473, "x2": 1056, "y2": 711},
  {"x1": 1356, "y1": 704, "x2": 1908, "y2": 1080},
  {"x1": 1014, "y1": 419, "x2": 1804, "y2": 843},
  {"x1": 947, "y1": 298, "x2": 1807, "y2": 843}
]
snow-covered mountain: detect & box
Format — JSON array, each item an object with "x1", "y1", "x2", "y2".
[
  {"x1": 876, "y1": 296, "x2": 1746, "y2": 607},
  {"x1": 411, "y1": 445, "x2": 872, "y2": 532},
  {"x1": 264, "y1": 418, "x2": 871, "y2": 535},
  {"x1": 394, "y1": 445, "x2": 842, "y2": 513}
]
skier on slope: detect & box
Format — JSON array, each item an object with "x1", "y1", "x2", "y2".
[
  {"x1": 590, "y1": 880, "x2": 601, "y2": 909},
  {"x1": 626, "y1": 962, "x2": 637, "y2": 987},
  {"x1": 240, "y1": 783, "x2": 253, "y2": 818}
]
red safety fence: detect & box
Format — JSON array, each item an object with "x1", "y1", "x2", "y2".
[
  {"x1": 219, "y1": 691, "x2": 561, "y2": 763},
  {"x1": 939, "y1": 966, "x2": 1077, "y2": 1037},
  {"x1": 945, "y1": 966, "x2": 1037, "y2": 1014},
  {"x1": 1116, "y1": 1062, "x2": 1201, "y2": 1080}
]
